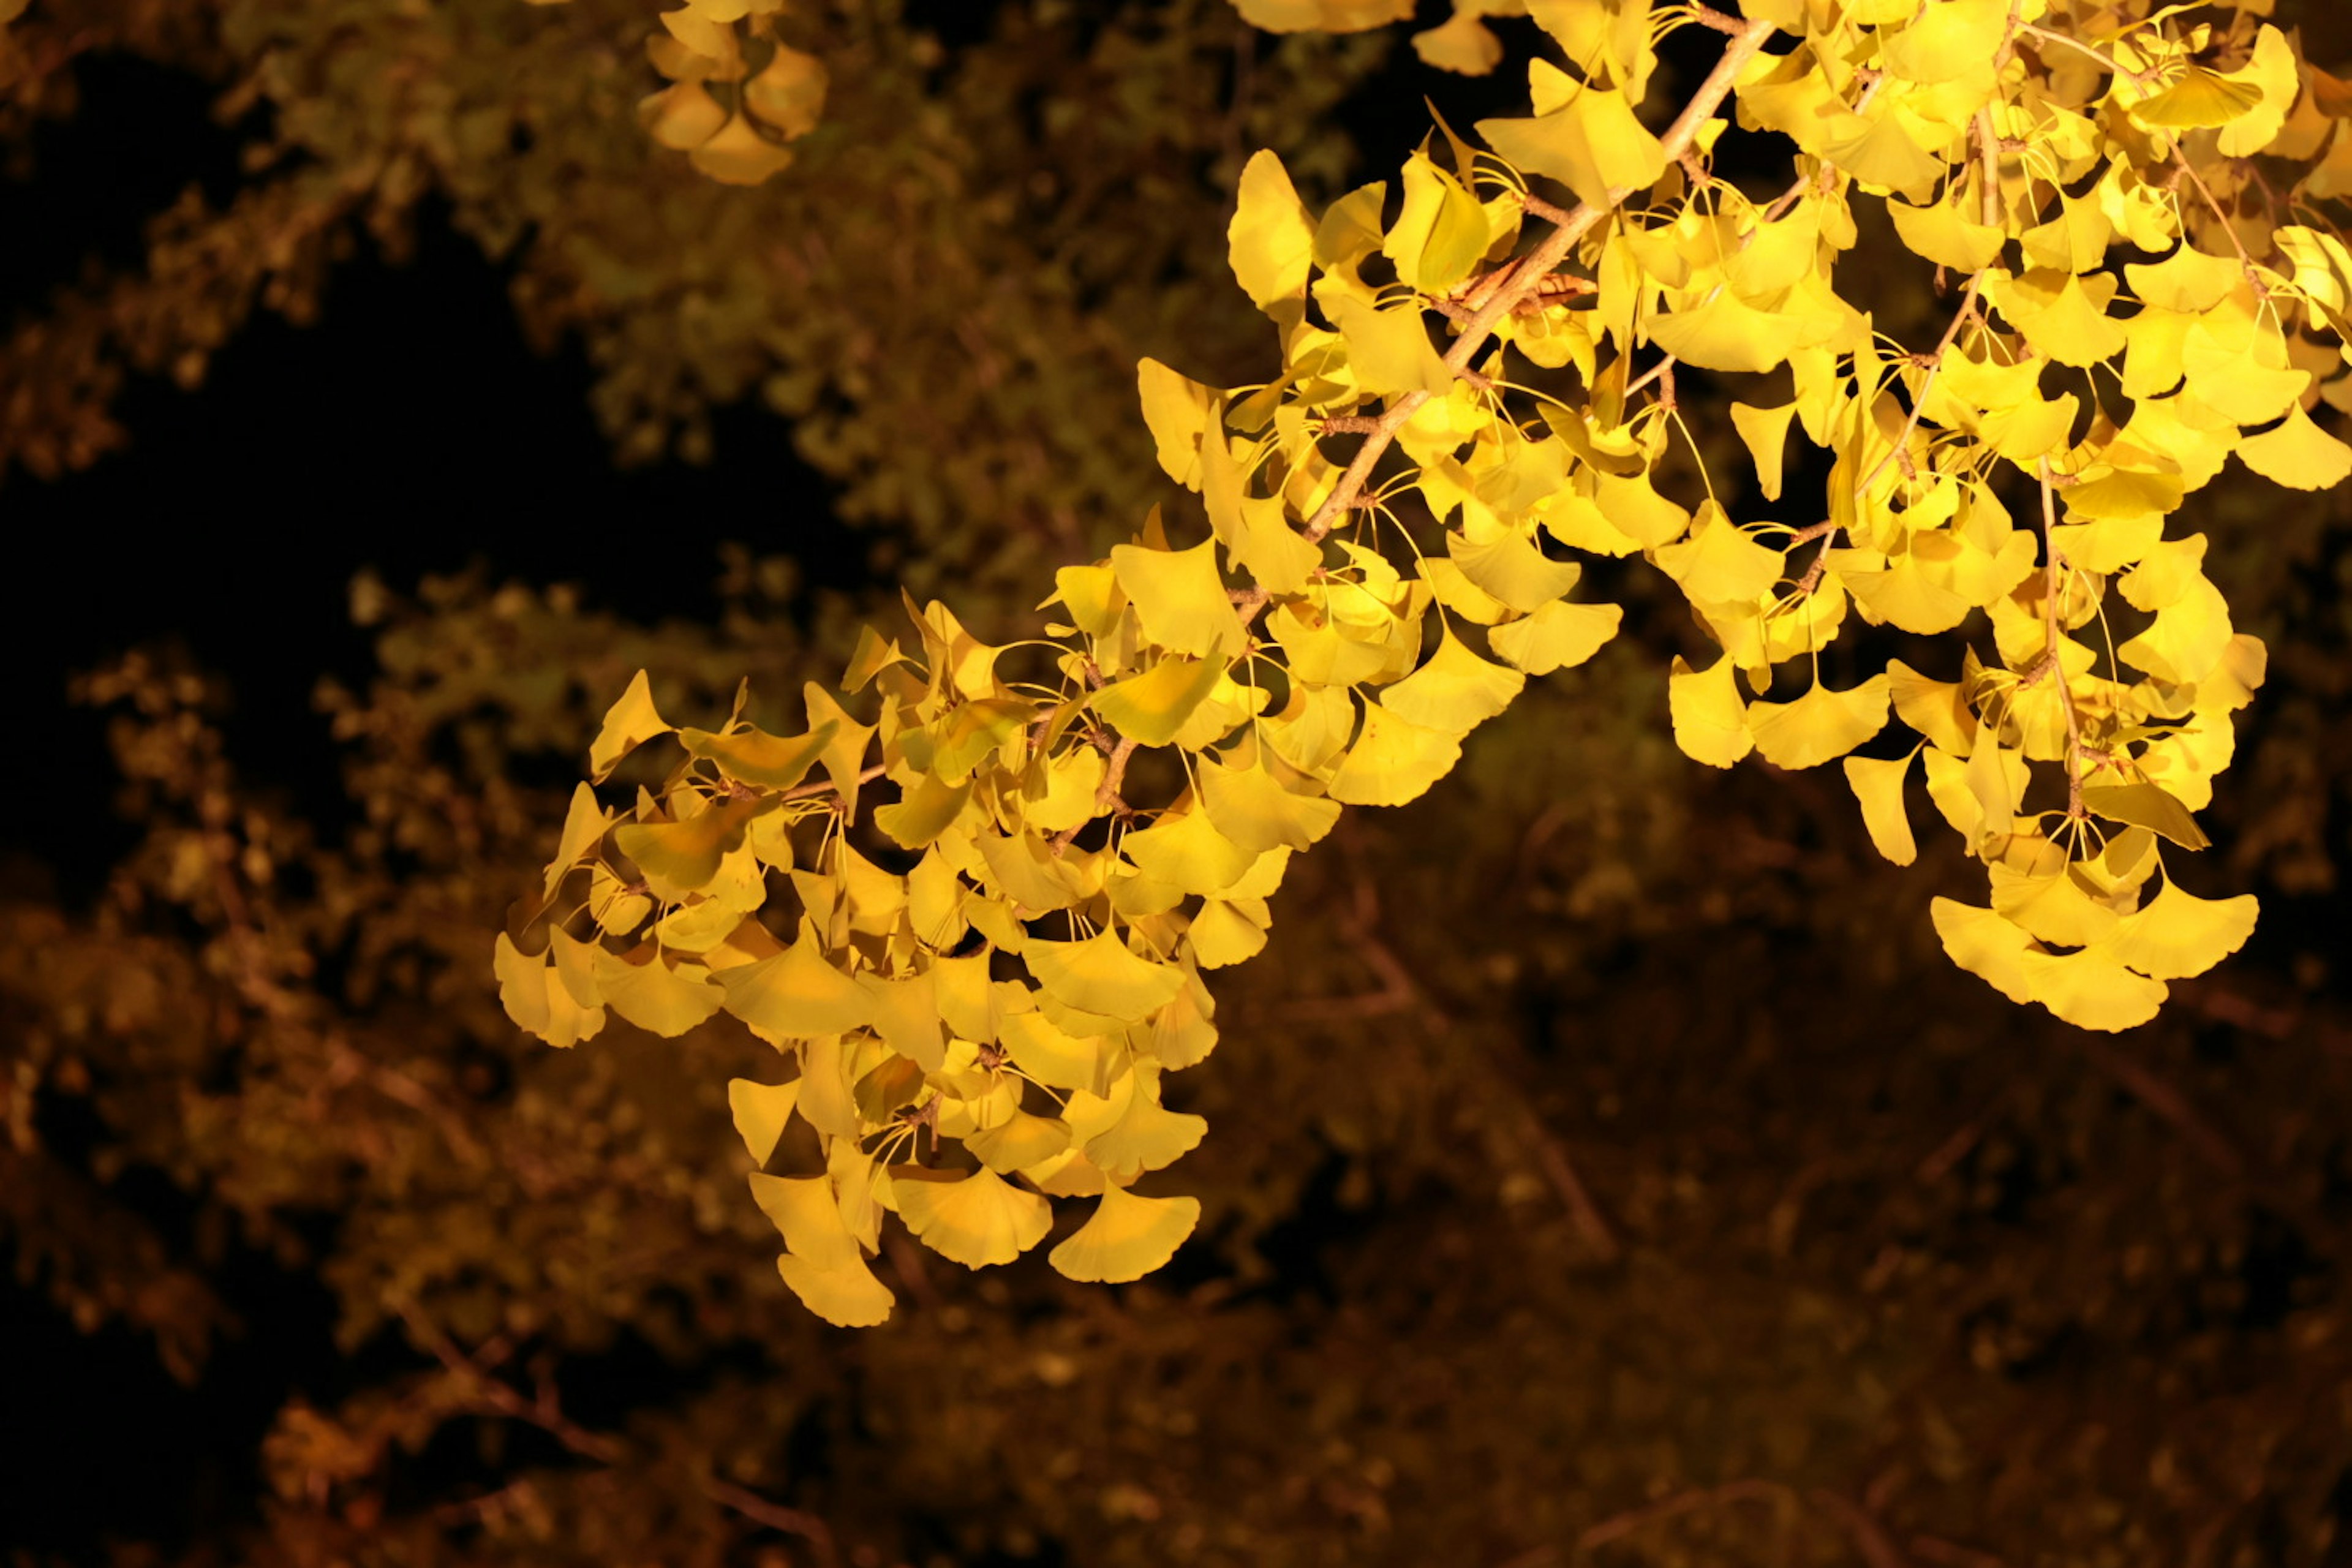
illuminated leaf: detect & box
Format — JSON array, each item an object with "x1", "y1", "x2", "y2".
[
  {"x1": 589, "y1": 669, "x2": 672, "y2": 781},
  {"x1": 1746, "y1": 674, "x2": 1890, "y2": 771},
  {"x1": 1327, "y1": 702, "x2": 1461, "y2": 806},
  {"x1": 1931, "y1": 897, "x2": 2034, "y2": 1005},
  {"x1": 2081, "y1": 782, "x2": 2209, "y2": 851},
  {"x1": 744, "y1": 43, "x2": 826, "y2": 140},
  {"x1": 2103, "y1": 881, "x2": 2258, "y2": 980},
  {"x1": 891, "y1": 1167, "x2": 1051, "y2": 1268},
  {"x1": 1112, "y1": 539, "x2": 1246, "y2": 658},
  {"x1": 1121, "y1": 808, "x2": 1259, "y2": 895},
  {"x1": 1667, "y1": 654, "x2": 1751, "y2": 768},
  {"x1": 1448, "y1": 529, "x2": 1582, "y2": 615},
  {"x1": 595, "y1": 945, "x2": 724, "y2": 1036},
  {"x1": 2236, "y1": 401, "x2": 2352, "y2": 491},
  {"x1": 690, "y1": 115, "x2": 795, "y2": 185},
  {"x1": 716, "y1": 928, "x2": 875, "y2": 1040},
  {"x1": 680, "y1": 722, "x2": 835, "y2": 791},
  {"x1": 1095, "y1": 657, "x2": 1227, "y2": 747},
  {"x1": 1137, "y1": 360, "x2": 1215, "y2": 486},
  {"x1": 1084, "y1": 1067, "x2": 1207, "y2": 1180},
  {"x1": 2021, "y1": 946, "x2": 2166, "y2": 1032},
  {"x1": 543, "y1": 783, "x2": 614, "y2": 897},
  {"x1": 1382, "y1": 627, "x2": 1525, "y2": 736},
  {"x1": 1655, "y1": 507, "x2": 1784, "y2": 606},
  {"x1": 967, "y1": 1109, "x2": 1072, "y2": 1175},
  {"x1": 1730, "y1": 402, "x2": 1797, "y2": 502},
  {"x1": 775, "y1": 1253, "x2": 894, "y2": 1327},
  {"x1": 1488, "y1": 598, "x2": 1621, "y2": 676},
  {"x1": 1842, "y1": 752, "x2": 1917, "y2": 866},
  {"x1": 1027, "y1": 932, "x2": 1187, "y2": 1021},
  {"x1": 728, "y1": 1079, "x2": 801, "y2": 1165},
  {"x1": 1047, "y1": 1185, "x2": 1202, "y2": 1283},
  {"x1": 1477, "y1": 81, "x2": 1666, "y2": 209},
  {"x1": 1332, "y1": 297, "x2": 1451, "y2": 397}
]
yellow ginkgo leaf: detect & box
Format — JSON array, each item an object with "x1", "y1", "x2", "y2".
[
  {"x1": 638, "y1": 81, "x2": 727, "y2": 150},
  {"x1": 1817, "y1": 105, "x2": 1945, "y2": 198},
  {"x1": 1746, "y1": 674, "x2": 1890, "y2": 770},
  {"x1": 728, "y1": 1079, "x2": 801, "y2": 1165},
  {"x1": 1449, "y1": 528, "x2": 1583, "y2": 614},
  {"x1": 2125, "y1": 244, "x2": 2245, "y2": 314},
  {"x1": 999, "y1": 1008, "x2": 1110, "y2": 1094},
  {"x1": 1841, "y1": 752, "x2": 1918, "y2": 866},
  {"x1": 2102, "y1": 880, "x2": 2258, "y2": 979},
  {"x1": 1488, "y1": 598, "x2": 1622, "y2": 676},
  {"x1": 2021, "y1": 945, "x2": 2167, "y2": 1032},
  {"x1": 1094, "y1": 656, "x2": 1228, "y2": 747},
  {"x1": 1729, "y1": 401, "x2": 1798, "y2": 502},
  {"x1": 1231, "y1": 0, "x2": 1413, "y2": 34},
  {"x1": 2000, "y1": 270, "x2": 2128, "y2": 367},
  {"x1": 595, "y1": 944, "x2": 725, "y2": 1036},
  {"x1": 1589, "y1": 469, "x2": 1691, "y2": 549},
  {"x1": 1646, "y1": 288, "x2": 1799, "y2": 374},
  {"x1": 1187, "y1": 897, "x2": 1270, "y2": 968},
  {"x1": 967, "y1": 1109, "x2": 1073, "y2": 1175},
  {"x1": 1047, "y1": 1184, "x2": 1203, "y2": 1283},
  {"x1": 1327, "y1": 701, "x2": 1462, "y2": 806},
  {"x1": 1136, "y1": 359, "x2": 1214, "y2": 487},
  {"x1": 715, "y1": 928, "x2": 875, "y2": 1041},
  {"x1": 1223, "y1": 150, "x2": 1317, "y2": 312},
  {"x1": 776, "y1": 1252, "x2": 895, "y2": 1327},
  {"x1": 2129, "y1": 65, "x2": 2264, "y2": 132},
  {"x1": 2236, "y1": 400, "x2": 2352, "y2": 490},
  {"x1": 1382, "y1": 626, "x2": 1525, "y2": 736},
  {"x1": 1476, "y1": 80, "x2": 1665, "y2": 209},
  {"x1": 690, "y1": 114, "x2": 795, "y2": 185},
  {"x1": 749, "y1": 1173, "x2": 858, "y2": 1269},
  {"x1": 1111, "y1": 539, "x2": 1246, "y2": 658},
  {"x1": 1931, "y1": 897, "x2": 2035, "y2": 1004},
  {"x1": 1198, "y1": 752, "x2": 1341, "y2": 854},
  {"x1": 1877, "y1": 0, "x2": 2005, "y2": 84},
  {"x1": 1084, "y1": 1068, "x2": 1208, "y2": 1180},
  {"x1": 1656, "y1": 506, "x2": 1785, "y2": 606},
  {"x1": 2180, "y1": 320, "x2": 2309, "y2": 425},
  {"x1": 1667, "y1": 654, "x2": 1751, "y2": 768},
  {"x1": 1332, "y1": 296, "x2": 1452, "y2": 397},
  {"x1": 861, "y1": 970, "x2": 945, "y2": 1072},
  {"x1": 2080, "y1": 782, "x2": 2209, "y2": 851},
  {"x1": 743, "y1": 42, "x2": 826, "y2": 139},
  {"x1": 1026, "y1": 931, "x2": 1188, "y2": 1022},
  {"x1": 1885, "y1": 660, "x2": 1974, "y2": 755},
  {"x1": 890, "y1": 1166, "x2": 1052, "y2": 1268},
  {"x1": 873, "y1": 771, "x2": 974, "y2": 852},
  {"x1": 1887, "y1": 196, "x2": 2005, "y2": 274},
  {"x1": 1121, "y1": 807, "x2": 1259, "y2": 896},
  {"x1": 543, "y1": 783, "x2": 614, "y2": 897},
  {"x1": 589, "y1": 669, "x2": 673, "y2": 781},
  {"x1": 1989, "y1": 864, "x2": 2122, "y2": 948},
  {"x1": 680, "y1": 722, "x2": 836, "y2": 791}
]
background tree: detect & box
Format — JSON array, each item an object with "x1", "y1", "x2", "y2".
[{"x1": 6, "y1": 2, "x2": 2352, "y2": 1566}]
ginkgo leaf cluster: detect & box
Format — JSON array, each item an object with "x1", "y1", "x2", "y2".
[{"x1": 507, "y1": 0, "x2": 2352, "y2": 1321}]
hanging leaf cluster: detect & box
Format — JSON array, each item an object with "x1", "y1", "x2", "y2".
[
  {"x1": 506, "y1": 0, "x2": 2352, "y2": 1322},
  {"x1": 532, "y1": 0, "x2": 828, "y2": 185}
]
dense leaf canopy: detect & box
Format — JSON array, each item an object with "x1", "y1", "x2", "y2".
[{"x1": 6, "y1": 1, "x2": 2352, "y2": 1566}]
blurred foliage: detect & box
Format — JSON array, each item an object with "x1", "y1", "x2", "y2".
[{"x1": 5, "y1": 1, "x2": 2352, "y2": 1566}]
